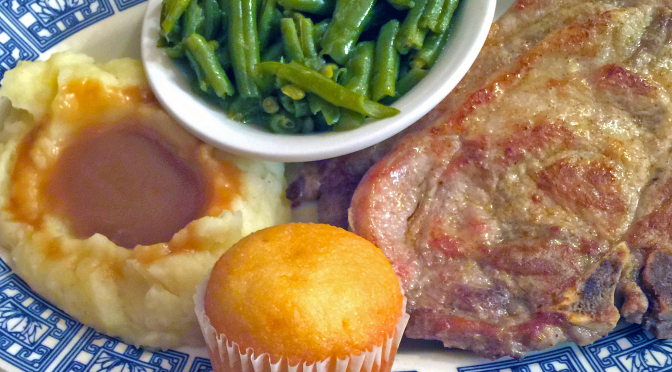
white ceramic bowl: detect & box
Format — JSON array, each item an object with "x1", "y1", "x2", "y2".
[{"x1": 141, "y1": 0, "x2": 495, "y2": 162}]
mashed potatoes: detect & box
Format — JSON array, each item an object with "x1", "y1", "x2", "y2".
[{"x1": 0, "y1": 52, "x2": 291, "y2": 349}]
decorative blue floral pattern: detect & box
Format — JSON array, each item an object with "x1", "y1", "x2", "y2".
[
  {"x1": 0, "y1": 274, "x2": 82, "y2": 372},
  {"x1": 582, "y1": 325, "x2": 672, "y2": 372},
  {"x1": 0, "y1": 0, "x2": 114, "y2": 51},
  {"x1": 0, "y1": 256, "x2": 9, "y2": 276},
  {"x1": 189, "y1": 357, "x2": 212, "y2": 372},
  {"x1": 112, "y1": 0, "x2": 144, "y2": 12},
  {"x1": 54, "y1": 330, "x2": 189, "y2": 372},
  {"x1": 0, "y1": 301, "x2": 49, "y2": 345},
  {"x1": 458, "y1": 347, "x2": 588, "y2": 372},
  {"x1": 455, "y1": 325, "x2": 672, "y2": 372},
  {"x1": 0, "y1": 17, "x2": 38, "y2": 81}
]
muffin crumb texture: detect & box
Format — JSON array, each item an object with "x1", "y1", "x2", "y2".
[{"x1": 203, "y1": 223, "x2": 405, "y2": 365}]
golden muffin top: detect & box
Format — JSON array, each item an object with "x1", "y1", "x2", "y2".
[{"x1": 204, "y1": 223, "x2": 403, "y2": 364}]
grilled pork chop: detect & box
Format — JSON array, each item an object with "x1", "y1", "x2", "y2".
[{"x1": 350, "y1": 3, "x2": 672, "y2": 359}]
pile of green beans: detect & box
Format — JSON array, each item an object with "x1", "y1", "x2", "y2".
[{"x1": 158, "y1": 0, "x2": 460, "y2": 133}]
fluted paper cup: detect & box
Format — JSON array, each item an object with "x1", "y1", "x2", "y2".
[{"x1": 193, "y1": 276, "x2": 409, "y2": 372}]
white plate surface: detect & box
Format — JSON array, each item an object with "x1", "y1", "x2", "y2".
[{"x1": 0, "y1": 1, "x2": 669, "y2": 372}]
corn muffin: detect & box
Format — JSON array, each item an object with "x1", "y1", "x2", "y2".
[{"x1": 195, "y1": 223, "x2": 409, "y2": 372}]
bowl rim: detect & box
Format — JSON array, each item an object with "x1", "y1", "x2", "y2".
[{"x1": 141, "y1": 0, "x2": 496, "y2": 162}]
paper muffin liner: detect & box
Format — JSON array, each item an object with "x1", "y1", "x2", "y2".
[{"x1": 193, "y1": 275, "x2": 410, "y2": 372}]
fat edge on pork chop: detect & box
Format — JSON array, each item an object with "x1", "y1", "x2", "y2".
[{"x1": 350, "y1": 2, "x2": 672, "y2": 359}]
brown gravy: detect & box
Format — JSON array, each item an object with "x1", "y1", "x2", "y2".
[
  {"x1": 46, "y1": 125, "x2": 206, "y2": 248},
  {"x1": 9, "y1": 80, "x2": 242, "y2": 250}
]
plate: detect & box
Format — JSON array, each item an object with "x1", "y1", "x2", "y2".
[{"x1": 0, "y1": 1, "x2": 670, "y2": 372}]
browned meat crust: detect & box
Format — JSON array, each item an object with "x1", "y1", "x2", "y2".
[{"x1": 350, "y1": 1, "x2": 672, "y2": 359}]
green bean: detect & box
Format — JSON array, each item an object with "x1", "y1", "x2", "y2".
[
  {"x1": 163, "y1": 43, "x2": 186, "y2": 58},
  {"x1": 294, "y1": 98, "x2": 311, "y2": 117},
  {"x1": 227, "y1": 0, "x2": 260, "y2": 97},
  {"x1": 257, "y1": 61, "x2": 399, "y2": 118},
  {"x1": 243, "y1": 0, "x2": 261, "y2": 82},
  {"x1": 313, "y1": 114, "x2": 330, "y2": 131},
  {"x1": 262, "y1": 96, "x2": 280, "y2": 113},
  {"x1": 229, "y1": 97, "x2": 265, "y2": 121},
  {"x1": 372, "y1": 20, "x2": 399, "y2": 101},
  {"x1": 216, "y1": 0, "x2": 228, "y2": 40},
  {"x1": 185, "y1": 73, "x2": 225, "y2": 105},
  {"x1": 182, "y1": 0, "x2": 204, "y2": 38},
  {"x1": 320, "y1": 0, "x2": 375, "y2": 64},
  {"x1": 256, "y1": 61, "x2": 277, "y2": 94},
  {"x1": 333, "y1": 109, "x2": 365, "y2": 131},
  {"x1": 261, "y1": 39, "x2": 284, "y2": 61},
  {"x1": 419, "y1": 0, "x2": 444, "y2": 31},
  {"x1": 341, "y1": 41, "x2": 374, "y2": 97},
  {"x1": 277, "y1": 0, "x2": 334, "y2": 14},
  {"x1": 385, "y1": 0, "x2": 413, "y2": 10},
  {"x1": 184, "y1": 49, "x2": 207, "y2": 91},
  {"x1": 398, "y1": 51, "x2": 411, "y2": 76},
  {"x1": 279, "y1": 94, "x2": 296, "y2": 114},
  {"x1": 395, "y1": 0, "x2": 429, "y2": 54},
  {"x1": 308, "y1": 93, "x2": 340, "y2": 124},
  {"x1": 294, "y1": 14, "x2": 324, "y2": 70},
  {"x1": 216, "y1": 42, "x2": 231, "y2": 69},
  {"x1": 269, "y1": 110, "x2": 302, "y2": 133},
  {"x1": 277, "y1": 94, "x2": 310, "y2": 116},
  {"x1": 201, "y1": 0, "x2": 221, "y2": 40},
  {"x1": 330, "y1": 65, "x2": 347, "y2": 82},
  {"x1": 277, "y1": 95, "x2": 306, "y2": 116},
  {"x1": 379, "y1": 66, "x2": 427, "y2": 105},
  {"x1": 184, "y1": 33, "x2": 235, "y2": 97},
  {"x1": 162, "y1": 0, "x2": 190, "y2": 35},
  {"x1": 411, "y1": 29, "x2": 450, "y2": 69},
  {"x1": 247, "y1": 111, "x2": 273, "y2": 125},
  {"x1": 280, "y1": 18, "x2": 304, "y2": 63},
  {"x1": 313, "y1": 19, "x2": 329, "y2": 46},
  {"x1": 435, "y1": 0, "x2": 458, "y2": 33},
  {"x1": 258, "y1": 0, "x2": 279, "y2": 49},
  {"x1": 301, "y1": 117, "x2": 315, "y2": 132},
  {"x1": 299, "y1": 16, "x2": 318, "y2": 61},
  {"x1": 216, "y1": 0, "x2": 227, "y2": 18},
  {"x1": 160, "y1": 17, "x2": 183, "y2": 45},
  {"x1": 397, "y1": 66, "x2": 427, "y2": 95}
]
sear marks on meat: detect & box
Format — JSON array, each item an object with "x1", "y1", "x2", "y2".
[{"x1": 350, "y1": 2, "x2": 672, "y2": 359}]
